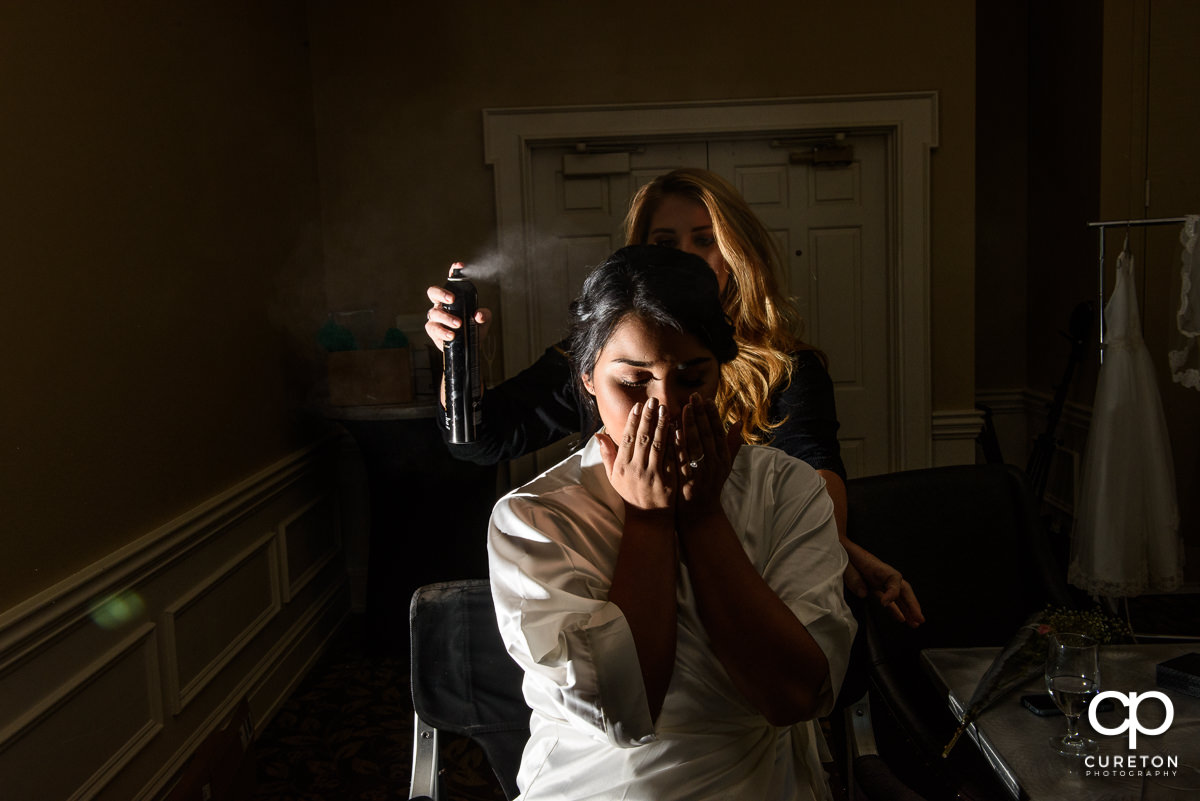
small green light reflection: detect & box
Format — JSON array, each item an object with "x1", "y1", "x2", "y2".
[{"x1": 90, "y1": 591, "x2": 146, "y2": 629}]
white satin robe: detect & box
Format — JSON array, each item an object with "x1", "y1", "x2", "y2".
[{"x1": 488, "y1": 437, "x2": 856, "y2": 801}]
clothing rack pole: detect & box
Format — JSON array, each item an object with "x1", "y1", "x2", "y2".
[{"x1": 1085, "y1": 216, "x2": 1189, "y2": 363}]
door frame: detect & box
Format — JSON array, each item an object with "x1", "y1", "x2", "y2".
[{"x1": 483, "y1": 92, "x2": 938, "y2": 471}]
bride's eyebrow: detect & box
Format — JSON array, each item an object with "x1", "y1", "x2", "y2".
[{"x1": 610, "y1": 356, "x2": 713, "y2": 368}]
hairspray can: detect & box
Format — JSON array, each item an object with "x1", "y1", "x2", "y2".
[{"x1": 442, "y1": 262, "x2": 481, "y2": 443}]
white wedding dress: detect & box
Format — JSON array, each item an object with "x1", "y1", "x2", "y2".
[{"x1": 1069, "y1": 249, "x2": 1183, "y2": 597}]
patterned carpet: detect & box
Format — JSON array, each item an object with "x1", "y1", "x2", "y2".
[{"x1": 250, "y1": 617, "x2": 506, "y2": 801}]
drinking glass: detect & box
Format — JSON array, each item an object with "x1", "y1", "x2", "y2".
[{"x1": 1044, "y1": 632, "x2": 1100, "y2": 756}]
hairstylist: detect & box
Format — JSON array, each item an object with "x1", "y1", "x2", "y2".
[{"x1": 426, "y1": 168, "x2": 922, "y2": 627}]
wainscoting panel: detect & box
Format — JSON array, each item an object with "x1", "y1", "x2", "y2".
[
  {"x1": 0, "y1": 624, "x2": 162, "y2": 801},
  {"x1": 161, "y1": 532, "x2": 282, "y2": 715},
  {"x1": 280, "y1": 492, "x2": 340, "y2": 602},
  {"x1": 0, "y1": 438, "x2": 352, "y2": 801}
]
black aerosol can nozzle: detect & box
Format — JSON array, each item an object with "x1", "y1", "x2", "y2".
[{"x1": 442, "y1": 262, "x2": 481, "y2": 443}]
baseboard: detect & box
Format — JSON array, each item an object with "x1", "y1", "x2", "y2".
[{"x1": 0, "y1": 438, "x2": 350, "y2": 801}]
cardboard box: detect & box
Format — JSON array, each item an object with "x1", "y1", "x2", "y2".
[{"x1": 327, "y1": 347, "x2": 414, "y2": 406}]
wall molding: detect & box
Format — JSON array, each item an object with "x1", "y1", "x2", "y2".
[
  {"x1": 976, "y1": 387, "x2": 1094, "y2": 457},
  {"x1": 930, "y1": 407, "x2": 987, "y2": 440},
  {"x1": 1021, "y1": 387, "x2": 1094, "y2": 431},
  {"x1": 135, "y1": 579, "x2": 348, "y2": 801},
  {"x1": 930, "y1": 391, "x2": 1096, "y2": 470},
  {"x1": 974, "y1": 388, "x2": 1027, "y2": 414},
  {"x1": 279, "y1": 493, "x2": 341, "y2": 603},
  {"x1": 0, "y1": 439, "x2": 327, "y2": 655},
  {"x1": 68, "y1": 626, "x2": 163, "y2": 801},
  {"x1": 929, "y1": 407, "x2": 986, "y2": 467},
  {"x1": 0, "y1": 437, "x2": 348, "y2": 801},
  {"x1": 976, "y1": 387, "x2": 1094, "y2": 427},
  {"x1": 0, "y1": 623, "x2": 162, "y2": 765},
  {"x1": 160, "y1": 531, "x2": 282, "y2": 715}
]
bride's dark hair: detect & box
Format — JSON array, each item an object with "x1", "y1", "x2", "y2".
[{"x1": 569, "y1": 244, "x2": 737, "y2": 436}]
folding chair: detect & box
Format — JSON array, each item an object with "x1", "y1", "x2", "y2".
[{"x1": 408, "y1": 580, "x2": 529, "y2": 801}]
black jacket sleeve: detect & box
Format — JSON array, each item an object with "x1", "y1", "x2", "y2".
[
  {"x1": 436, "y1": 341, "x2": 583, "y2": 465},
  {"x1": 766, "y1": 350, "x2": 847, "y2": 481}
]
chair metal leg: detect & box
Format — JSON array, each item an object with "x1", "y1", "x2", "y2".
[
  {"x1": 845, "y1": 692, "x2": 931, "y2": 801},
  {"x1": 846, "y1": 692, "x2": 879, "y2": 759},
  {"x1": 410, "y1": 712, "x2": 440, "y2": 801}
]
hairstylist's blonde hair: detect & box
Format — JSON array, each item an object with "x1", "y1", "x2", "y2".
[{"x1": 624, "y1": 167, "x2": 813, "y2": 443}]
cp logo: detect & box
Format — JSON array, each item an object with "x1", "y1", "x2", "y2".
[{"x1": 1089, "y1": 691, "x2": 1174, "y2": 748}]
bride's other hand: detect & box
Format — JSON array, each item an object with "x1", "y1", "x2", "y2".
[{"x1": 677, "y1": 394, "x2": 742, "y2": 523}]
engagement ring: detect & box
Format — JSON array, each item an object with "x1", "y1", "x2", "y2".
[{"x1": 688, "y1": 454, "x2": 706, "y2": 469}]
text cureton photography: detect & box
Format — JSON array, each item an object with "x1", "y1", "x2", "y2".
[{"x1": 1083, "y1": 754, "x2": 1179, "y2": 779}]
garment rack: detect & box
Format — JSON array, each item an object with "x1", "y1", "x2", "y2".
[{"x1": 1086, "y1": 216, "x2": 1189, "y2": 362}]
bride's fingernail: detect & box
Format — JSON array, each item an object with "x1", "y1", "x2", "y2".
[{"x1": 632, "y1": 402, "x2": 641, "y2": 416}]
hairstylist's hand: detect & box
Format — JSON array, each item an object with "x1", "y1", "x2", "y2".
[
  {"x1": 424, "y1": 284, "x2": 492, "y2": 353},
  {"x1": 596, "y1": 397, "x2": 677, "y2": 514},
  {"x1": 676, "y1": 394, "x2": 743, "y2": 527},
  {"x1": 842, "y1": 540, "x2": 925, "y2": 628}
]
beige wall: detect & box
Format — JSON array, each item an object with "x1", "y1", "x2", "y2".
[
  {"x1": 0, "y1": 2, "x2": 329, "y2": 611},
  {"x1": 975, "y1": 1, "x2": 1031, "y2": 394},
  {"x1": 307, "y1": 0, "x2": 977, "y2": 411}
]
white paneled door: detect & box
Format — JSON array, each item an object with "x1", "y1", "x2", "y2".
[{"x1": 520, "y1": 134, "x2": 891, "y2": 482}]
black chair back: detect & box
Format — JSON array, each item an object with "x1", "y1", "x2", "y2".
[
  {"x1": 409, "y1": 580, "x2": 529, "y2": 800},
  {"x1": 846, "y1": 464, "x2": 1073, "y2": 799}
]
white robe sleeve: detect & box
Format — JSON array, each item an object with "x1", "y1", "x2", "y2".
[
  {"x1": 489, "y1": 491, "x2": 657, "y2": 748},
  {"x1": 754, "y1": 452, "x2": 856, "y2": 717}
]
